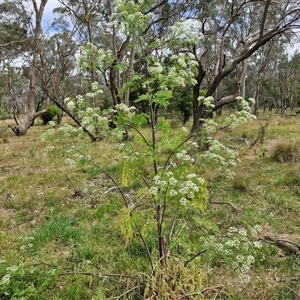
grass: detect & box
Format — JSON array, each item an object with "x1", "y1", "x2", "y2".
[{"x1": 0, "y1": 113, "x2": 300, "y2": 299}]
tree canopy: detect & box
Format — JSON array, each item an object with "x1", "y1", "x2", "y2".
[{"x1": 0, "y1": 0, "x2": 299, "y2": 134}]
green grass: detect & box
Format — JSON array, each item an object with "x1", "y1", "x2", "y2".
[{"x1": 1, "y1": 114, "x2": 300, "y2": 299}]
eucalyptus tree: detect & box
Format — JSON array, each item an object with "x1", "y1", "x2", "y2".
[
  {"x1": 246, "y1": 38, "x2": 289, "y2": 114},
  {"x1": 0, "y1": 1, "x2": 30, "y2": 63},
  {"x1": 54, "y1": 0, "x2": 111, "y2": 87},
  {"x1": 0, "y1": 1, "x2": 31, "y2": 114},
  {"x1": 187, "y1": 0, "x2": 300, "y2": 132},
  {"x1": 0, "y1": 0, "x2": 50, "y2": 135},
  {"x1": 54, "y1": 0, "x2": 192, "y2": 107},
  {"x1": 47, "y1": 0, "x2": 300, "y2": 134},
  {"x1": 260, "y1": 50, "x2": 300, "y2": 113},
  {"x1": 37, "y1": 31, "x2": 79, "y2": 106},
  {"x1": 287, "y1": 52, "x2": 300, "y2": 108},
  {"x1": 39, "y1": 30, "x2": 105, "y2": 141}
]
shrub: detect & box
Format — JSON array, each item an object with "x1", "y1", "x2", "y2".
[
  {"x1": 0, "y1": 112, "x2": 11, "y2": 121},
  {"x1": 40, "y1": 105, "x2": 63, "y2": 125},
  {"x1": 232, "y1": 173, "x2": 252, "y2": 193},
  {"x1": 269, "y1": 140, "x2": 300, "y2": 163}
]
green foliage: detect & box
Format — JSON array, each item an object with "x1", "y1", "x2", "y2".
[
  {"x1": 30, "y1": 215, "x2": 82, "y2": 248},
  {"x1": 121, "y1": 158, "x2": 135, "y2": 187},
  {"x1": 3, "y1": 110, "x2": 300, "y2": 298},
  {"x1": 118, "y1": 207, "x2": 134, "y2": 247},
  {"x1": 276, "y1": 170, "x2": 300, "y2": 187},
  {"x1": 0, "y1": 111, "x2": 11, "y2": 121},
  {"x1": 34, "y1": 1, "x2": 273, "y2": 297},
  {"x1": 95, "y1": 199, "x2": 123, "y2": 221},
  {"x1": 215, "y1": 225, "x2": 268, "y2": 284},
  {"x1": 40, "y1": 105, "x2": 63, "y2": 125},
  {"x1": 38, "y1": 12, "x2": 258, "y2": 296},
  {"x1": 0, "y1": 262, "x2": 58, "y2": 300}
]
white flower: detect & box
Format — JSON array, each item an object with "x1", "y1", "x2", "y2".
[
  {"x1": 197, "y1": 177, "x2": 205, "y2": 185},
  {"x1": 6, "y1": 265, "x2": 18, "y2": 272},
  {"x1": 41, "y1": 128, "x2": 55, "y2": 141},
  {"x1": 237, "y1": 271, "x2": 250, "y2": 284},
  {"x1": 187, "y1": 173, "x2": 197, "y2": 179},
  {"x1": 48, "y1": 121, "x2": 56, "y2": 127},
  {"x1": 159, "y1": 180, "x2": 167, "y2": 187},
  {"x1": 153, "y1": 175, "x2": 161, "y2": 183},
  {"x1": 191, "y1": 141, "x2": 199, "y2": 149},
  {"x1": 66, "y1": 158, "x2": 76, "y2": 168},
  {"x1": 169, "y1": 189, "x2": 178, "y2": 196},
  {"x1": 169, "y1": 177, "x2": 177, "y2": 186},
  {"x1": 149, "y1": 62, "x2": 163, "y2": 75},
  {"x1": 253, "y1": 241, "x2": 262, "y2": 248},
  {"x1": 247, "y1": 255, "x2": 255, "y2": 264},
  {"x1": 225, "y1": 239, "x2": 237, "y2": 247},
  {"x1": 118, "y1": 143, "x2": 126, "y2": 150},
  {"x1": 45, "y1": 146, "x2": 55, "y2": 153},
  {"x1": 76, "y1": 95, "x2": 84, "y2": 105},
  {"x1": 0, "y1": 274, "x2": 10, "y2": 286},
  {"x1": 66, "y1": 100, "x2": 76, "y2": 111},
  {"x1": 86, "y1": 125, "x2": 95, "y2": 132},
  {"x1": 149, "y1": 186, "x2": 158, "y2": 196},
  {"x1": 236, "y1": 255, "x2": 244, "y2": 263},
  {"x1": 254, "y1": 224, "x2": 262, "y2": 231},
  {"x1": 215, "y1": 243, "x2": 224, "y2": 252},
  {"x1": 180, "y1": 197, "x2": 188, "y2": 205},
  {"x1": 91, "y1": 82, "x2": 101, "y2": 92},
  {"x1": 169, "y1": 161, "x2": 177, "y2": 168},
  {"x1": 179, "y1": 187, "x2": 188, "y2": 195},
  {"x1": 238, "y1": 228, "x2": 247, "y2": 236}
]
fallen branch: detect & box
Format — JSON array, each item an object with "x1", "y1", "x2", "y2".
[
  {"x1": 58, "y1": 271, "x2": 142, "y2": 280},
  {"x1": 200, "y1": 285, "x2": 228, "y2": 298},
  {"x1": 184, "y1": 249, "x2": 207, "y2": 267},
  {"x1": 260, "y1": 236, "x2": 300, "y2": 255},
  {"x1": 250, "y1": 120, "x2": 270, "y2": 147},
  {"x1": 103, "y1": 186, "x2": 122, "y2": 194},
  {"x1": 210, "y1": 201, "x2": 240, "y2": 212}
]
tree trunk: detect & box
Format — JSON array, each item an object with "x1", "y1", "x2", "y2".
[
  {"x1": 15, "y1": 111, "x2": 36, "y2": 135},
  {"x1": 12, "y1": 0, "x2": 48, "y2": 136},
  {"x1": 190, "y1": 48, "x2": 206, "y2": 133}
]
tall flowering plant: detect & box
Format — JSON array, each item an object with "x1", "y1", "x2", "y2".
[{"x1": 40, "y1": 0, "x2": 258, "y2": 297}]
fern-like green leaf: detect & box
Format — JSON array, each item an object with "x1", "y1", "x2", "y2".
[
  {"x1": 122, "y1": 158, "x2": 135, "y2": 187},
  {"x1": 117, "y1": 207, "x2": 133, "y2": 247},
  {"x1": 192, "y1": 180, "x2": 208, "y2": 212}
]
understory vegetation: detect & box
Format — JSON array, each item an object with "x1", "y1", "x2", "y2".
[
  {"x1": 0, "y1": 111, "x2": 299, "y2": 299},
  {"x1": 1, "y1": 1, "x2": 300, "y2": 298}
]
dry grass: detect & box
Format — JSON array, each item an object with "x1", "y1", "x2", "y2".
[{"x1": 268, "y1": 139, "x2": 300, "y2": 163}]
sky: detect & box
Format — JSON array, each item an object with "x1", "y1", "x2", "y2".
[
  {"x1": 43, "y1": 1, "x2": 61, "y2": 30},
  {"x1": 38, "y1": 0, "x2": 62, "y2": 31}
]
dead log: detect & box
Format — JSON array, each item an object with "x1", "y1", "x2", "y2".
[{"x1": 261, "y1": 236, "x2": 300, "y2": 256}]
